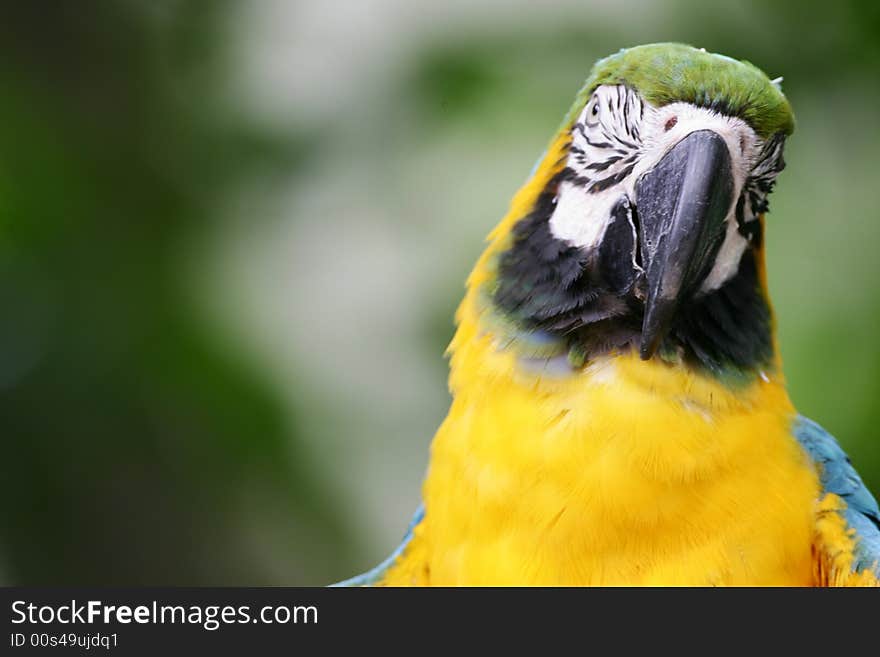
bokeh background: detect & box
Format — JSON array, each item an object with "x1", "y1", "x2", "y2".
[{"x1": 1, "y1": 0, "x2": 878, "y2": 585}]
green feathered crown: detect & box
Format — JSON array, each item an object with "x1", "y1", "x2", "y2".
[{"x1": 562, "y1": 43, "x2": 794, "y2": 139}]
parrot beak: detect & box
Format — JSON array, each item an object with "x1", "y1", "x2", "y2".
[{"x1": 634, "y1": 129, "x2": 735, "y2": 360}]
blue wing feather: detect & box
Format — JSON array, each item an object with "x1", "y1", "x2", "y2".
[
  {"x1": 793, "y1": 415, "x2": 880, "y2": 575},
  {"x1": 330, "y1": 504, "x2": 425, "y2": 587}
]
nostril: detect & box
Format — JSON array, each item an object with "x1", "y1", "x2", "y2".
[{"x1": 664, "y1": 116, "x2": 678, "y2": 132}]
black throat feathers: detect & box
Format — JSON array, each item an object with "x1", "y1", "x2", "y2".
[{"x1": 492, "y1": 172, "x2": 774, "y2": 378}]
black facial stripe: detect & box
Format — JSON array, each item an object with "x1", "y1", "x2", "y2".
[
  {"x1": 587, "y1": 139, "x2": 615, "y2": 149},
  {"x1": 589, "y1": 163, "x2": 635, "y2": 193},
  {"x1": 625, "y1": 92, "x2": 641, "y2": 140},
  {"x1": 574, "y1": 124, "x2": 592, "y2": 142},
  {"x1": 751, "y1": 133, "x2": 786, "y2": 178},
  {"x1": 612, "y1": 135, "x2": 638, "y2": 150},
  {"x1": 734, "y1": 193, "x2": 763, "y2": 247},
  {"x1": 740, "y1": 221, "x2": 762, "y2": 248},
  {"x1": 586, "y1": 156, "x2": 623, "y2": 171},
  {"x1": 750, "y1": 188, "x2": 770, "y2": 214},
  {"x1": 563, "y1": 168, "x2": 592, "y2": 187}
]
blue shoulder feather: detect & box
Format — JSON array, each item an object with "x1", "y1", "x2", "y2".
[
  {"x1": 794, "y1": 415, "x2": 880, "y2": 575},
  {"x1": 330, "y1": 504, "x2": 425, "y2": 587}
]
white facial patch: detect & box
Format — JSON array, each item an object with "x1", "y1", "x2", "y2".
[
  {"x1": 548, "y1": 184, "x2": 625, "y2": 250},
  {"x1": 548, "y1": 85, "x2": 782, "y2": 293}
]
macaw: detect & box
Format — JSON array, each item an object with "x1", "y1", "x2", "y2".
[{"x1": 336, "y1": 43, "x2": 880, "y2": 586}]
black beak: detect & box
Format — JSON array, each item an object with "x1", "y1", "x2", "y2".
[{"x1": 634, "y1": 129, "x2": 734, "y2": 360}]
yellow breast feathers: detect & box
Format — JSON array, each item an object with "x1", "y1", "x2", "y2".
[{"x1": 381, "y1": 319, "x2": 822, "y2": 585}]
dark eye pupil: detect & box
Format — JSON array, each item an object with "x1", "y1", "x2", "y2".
[{"x1": 592, "y1": 104, "x2": 599, "y2": 116}]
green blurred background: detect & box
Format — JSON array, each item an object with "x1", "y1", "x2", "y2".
[{"x1": 0, "y1": 0, "x2": 878, "y2": 585}]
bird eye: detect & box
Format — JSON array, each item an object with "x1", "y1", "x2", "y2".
[
  {"x1": 591, "y1": 98, "x2": 599, "y2": 116},
  {"x1": 664, "y1": 116, "x2": 678, "y2": 132}
]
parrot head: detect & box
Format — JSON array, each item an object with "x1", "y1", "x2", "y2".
[{"x1": 483, "y1": 43, "x2": 793, "y2": 380}]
